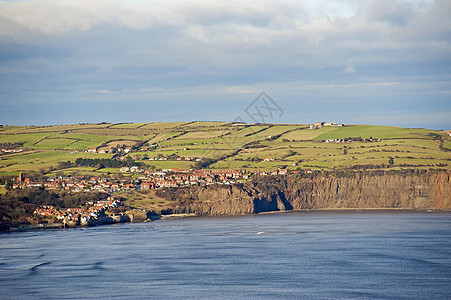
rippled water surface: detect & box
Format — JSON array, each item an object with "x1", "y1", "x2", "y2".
[{"x1": 1, "y1": 211, "x2": 451, "y2": 299}]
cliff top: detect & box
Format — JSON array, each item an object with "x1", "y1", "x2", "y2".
[{"x1": 0, "y1": 122, "x2": 450, "y2": 177}]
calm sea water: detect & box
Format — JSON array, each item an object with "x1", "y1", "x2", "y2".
[{"x1": 1, "y1": 211, "x2": 450, "y2": 299}]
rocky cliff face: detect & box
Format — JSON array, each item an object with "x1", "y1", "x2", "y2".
[
  {"x1": 172, "y1": 185, "x2": 257, "y2": 215},
  {"x1": 279, "y1": 171, "x2": 451, "y2": 210},
  {"x1": 162, "y1": 171, "x2": 451, "y2": 216}
]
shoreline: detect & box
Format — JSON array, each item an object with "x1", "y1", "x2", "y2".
[
  {"x1": 259, "y1": 207, "x2": 451, "y2": 214},
  {"x1": 4, "y1": 208, "x2": 451, "y2": 233}
]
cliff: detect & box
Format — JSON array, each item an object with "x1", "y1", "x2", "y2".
[{"x1": 157, "y1": 170, "x2": 451, "y2": 216}]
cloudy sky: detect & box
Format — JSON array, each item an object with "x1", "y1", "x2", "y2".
[{"x1": 0, "y1": 0, "x2": 450, "y2": 128}]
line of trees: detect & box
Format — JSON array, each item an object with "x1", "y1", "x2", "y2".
[
  {"x1": 0, "y1": 142, "x2": 24, "y2": 149},
  {"x1": 75, "y1": 157, "x2": 141, "y2": 169}
]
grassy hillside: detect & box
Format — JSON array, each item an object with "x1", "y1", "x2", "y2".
[
  {"x1": 0, "y1": 122, "x2": 450, "y2": 176},
  {"x1": 313, "y1": 125, "x2": 439, "y2": 140}
]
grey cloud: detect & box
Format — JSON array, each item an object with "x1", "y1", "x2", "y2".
[
  {"x1": 0, "y1": 0, "x2": 450, "y2": 126},
  {"x1": 365, "y1": 0, "x2": 415, "y2": 27}
]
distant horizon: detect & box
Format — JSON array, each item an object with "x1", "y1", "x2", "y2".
[{"x1": 2, "y1": 120, "x2": 450, "y2": 131}]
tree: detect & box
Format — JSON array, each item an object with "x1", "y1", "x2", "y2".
[
  {"x1": 343, "y1": 146, "x2": 348, "y2": 155},
  {"x1": 388, "y1": 157, "x2": 395, "y2": 165}
]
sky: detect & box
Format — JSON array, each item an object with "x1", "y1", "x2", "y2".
[{"x1": 0, "y1": 0, "x2": 450, "y2": 129}]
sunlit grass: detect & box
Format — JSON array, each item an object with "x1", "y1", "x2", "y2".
[{"x1": 0, "y1": 123, "x2": 449, "y2": 175}]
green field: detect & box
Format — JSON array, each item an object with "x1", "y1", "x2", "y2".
[
  {"x1": 0, "y1": 122, "x2": 450, "y2": 176},
  {"x1": 278, "y1": 127, "x2": 336, "y2": 141},
  {"x1": 0, "y1": 132, "x2": 57, "y2": 147},
  {"x1": 140, "y1": 122, "x2": 193, "y2": 130},
  {"x1": 314, "y1": 125, "x2": 440, "y2": 140},
  {"x1": 108, "y1": 123, "x2": 148, "y2": 129},
  {"x1": 173, "y1": 130, "x2": 230, "y2": 140}
]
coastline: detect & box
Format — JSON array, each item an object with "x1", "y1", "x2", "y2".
[
  {"x1": 255, "y1": 208, "x2": 451, "y2": 216},
  {"x1": 4, "y1": 208, "x2": 451, "y2": 233},
  {"x1": 3, "y1": 170, "x2": 450, "y2": 232}
]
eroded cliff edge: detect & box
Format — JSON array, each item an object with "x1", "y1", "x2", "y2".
[{"x1": 155, "y1": 170, "x2": 451, "y2": 216}]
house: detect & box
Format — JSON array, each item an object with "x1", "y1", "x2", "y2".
[
  {"x1": 232, "y1": 171, "x2": 241, "y2": 178},
  {"x1": 87, "y1": 148, "x2": 97, "y2": 153},
  {"x1": 172, "y1": 168, "x2": 191, "y2": 173},
  {"x1": 324, "y1": 122, "x2": 344, "y2": 127},
  {"x1": 324, "y1": 139, "x2": 341, "y2": 143},
  {"x1": 141, "y1": 182, "x2": 155, "y2": 190},
  {"x1": 278, "y1": 169, "x2": 288, "y2": 175}
]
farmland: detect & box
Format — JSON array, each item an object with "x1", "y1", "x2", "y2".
[{"x1": 0, "y1": 122, "x2": 450, "y2": 176}]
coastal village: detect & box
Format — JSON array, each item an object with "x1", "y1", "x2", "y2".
[
  {"x1": 13, "y1": 167, "x2": 311, "y2": 227},
  {"x1": 33, "y1": 198, "x2": 122, "y2": 227}
]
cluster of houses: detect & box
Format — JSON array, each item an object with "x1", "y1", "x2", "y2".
[
  {"x1": 177, "y1": 156, "x2": 202, "y2": 162},
  {"x1": 143, "y1": 156, "x2": 203, "y2": 162},
  {"x1": 310, "y1": 122, "x2": 344, "y2": 129},
  {"x1": 139, "y1": 167, "x2": 311, "y2": 189},
  {"x1": 140, "y1": 168, "x2": 250, "y2": 189},
  {"x1": 13, "y1": 165, "x2": 313, "y2": 193},
  {"x1": 88, "y1": 148, "x2": 117, "y2": 154},
  {"x1": 0, "y1": 148, "x2": 23, "y2": 154},
  {"x1": 87, "y1": 144, "x2": 161, "y2": 154},
  {"x1": 321, "y1": 138, "x2": 382, "y2": 143},
  {"x1": 13, "y1": 173, "x2": 136, "y2": 193},
  {"x1": 120, "y1": 166, "x2": 145, "y2": 173},
  {"x1": 33, "y1": 197, "x2": 122, "y2": 226}
]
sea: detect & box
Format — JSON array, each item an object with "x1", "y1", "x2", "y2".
[{"x1": 1, "y1": 211, "x2": 450, "y2": 299}]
